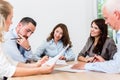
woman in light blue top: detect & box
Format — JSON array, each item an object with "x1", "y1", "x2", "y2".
[{"x1": 34, "y1": 23, "x2": 75, "y2": 61}]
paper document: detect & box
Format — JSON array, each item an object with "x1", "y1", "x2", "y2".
[
  {"x1": 56, "y1": 60, "x2": 68, "y2": 65},
  {"x1": 42, "y1": 44, "x2": 69, "y2": 66},
  {"x1": 55, "y1": 65, "x2": 88, "y2": 73}
]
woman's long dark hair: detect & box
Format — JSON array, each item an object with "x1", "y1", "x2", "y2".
[
  {"x1": 47, "y1": 23, "x2": 72, "y2": 48},
  {"x1": 90, "y1": 18, "x2": 108, "y2": 54}
]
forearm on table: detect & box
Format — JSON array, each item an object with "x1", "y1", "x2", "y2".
[
  {"x1": 12, "y1": 67, "x2": 40, "y2": 77},
  {"x1": 78, "y1": 56, "x2": 87, "y2": 62},
  {"x1": 17, "y1": 62, "x2": 39, "y2": 68}
]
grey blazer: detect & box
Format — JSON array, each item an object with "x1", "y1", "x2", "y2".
[{"x1": 78, "y1": 37, "x2": 117, "y2": 60}]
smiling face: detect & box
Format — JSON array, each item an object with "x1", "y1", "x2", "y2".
[
  {"x1": 90, "y1": 22, "x2": 101, "y2": 38},
  {"x1": 53, "y1": 27, "x2": 63, "y2": 43},
  {"x1": 102, "y1": 7, "x2": 119, "y2": 30}
]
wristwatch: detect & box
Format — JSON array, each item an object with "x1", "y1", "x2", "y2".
[{"x1": 26, "y1": 46, "x2": 31, "y2": 51}]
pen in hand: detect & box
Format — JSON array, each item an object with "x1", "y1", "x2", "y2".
[
  {"x1": 87, "y1": 55, "x2": 98, "y2": 63},
  {"x1": 87, "y1": 57, "x2": 96, "y2": 63},
  {"x1": 91, "y1": 56, "x2": 97, "y2": 62},
  {"x1": 11, "y1": 37, "x2": 22, "y2": 40},
  {"x1": 91, "y1": 52, "x2": 101, "y2": 62}
]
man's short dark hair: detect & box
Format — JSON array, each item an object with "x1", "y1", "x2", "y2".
[{"x1": 20, "y1": 17, "x2": 37, "y2": 27}]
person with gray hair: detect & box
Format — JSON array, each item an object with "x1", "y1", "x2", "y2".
[{"x1": 72, "y1": 0, "x2": 120, "y2": 73}]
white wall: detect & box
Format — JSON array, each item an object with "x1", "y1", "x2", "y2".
[{"x1": 8, "y1": 0, "x2": 97, "y2": 55}]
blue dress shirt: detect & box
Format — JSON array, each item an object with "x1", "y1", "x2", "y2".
[
  {"x1": 3, "y1": 28, "x2": 33, "y2": 62},
  {"x1": 85, "y1": 30, "x2": 120, "y2": 73},
  {"x1": 34, "y1": 39, "x2": 75, "y2": 61}
]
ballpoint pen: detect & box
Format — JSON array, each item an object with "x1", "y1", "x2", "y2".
[
  {"x1": 91, "y1": 52, "x2": 101, "y2": 62},
  {"x1": 91, "y1": 56, "x2": 97, "y2": 62},
  {"x1": 11, "y1": 37, "x2": 22, "y2": 40}
]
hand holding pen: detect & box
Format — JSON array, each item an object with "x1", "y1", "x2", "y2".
[
  {"x1": 11, "y1": 37, "x2": 22, "y2": 40},
  {"x1": 91, "y1": 55, "x2": 105, "y2": 62},
  {"x1": 11, "y1": 34, "x2": 31, "y2": 51},
  {"x1": 17, "y1": 34, "x2": 31, "y2": 50},
  {"x1": 86, "y1": 57, "x2": 95, "y2": 63}
]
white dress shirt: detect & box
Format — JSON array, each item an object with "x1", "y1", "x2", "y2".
[{"x1": 0, "y1": 44, "x2": 18, "y2": 78}]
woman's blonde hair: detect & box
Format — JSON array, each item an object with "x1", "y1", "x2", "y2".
[
  {"x1": 0, "y1": 14, "x2": 5, "y2": 43},
  {"x1": 0, "y1": 0, "x2": 13, "y2": 43}
]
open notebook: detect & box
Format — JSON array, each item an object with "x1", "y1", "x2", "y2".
[{"x1": 42, "y1": 44, "x2": 69, "y2": 66}]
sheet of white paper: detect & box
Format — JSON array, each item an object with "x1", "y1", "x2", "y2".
[
  {"x1": 55, "y1": 65, "x2": 89, "y2": 73},
  {"x1": 42, "y1": 44, "x2": 69, "y2": 66},
  {"x1": 56, "y1": 60, "x2": 68, "y2": 65}
]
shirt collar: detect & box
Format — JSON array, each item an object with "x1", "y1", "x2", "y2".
[
  {"x1": 12, "y1": 28, "x2": 18, "y2": 38},
  {"x1": 3, "y1": 31, "x2": 7, "y2": 36},
  {"x1": 50, "y1": 39, "x2": 62, "y2": 43},
  {"x1": 117, "y1": 30, "x2": 120, "y2": 34}
]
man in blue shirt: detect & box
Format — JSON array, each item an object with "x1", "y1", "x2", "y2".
[
  {"x1": 3, "y1": 17, "x2": 36, "y2": 62},
  {"x1": 72, "y1": 0, "x2": 120, "y2": 73}
]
